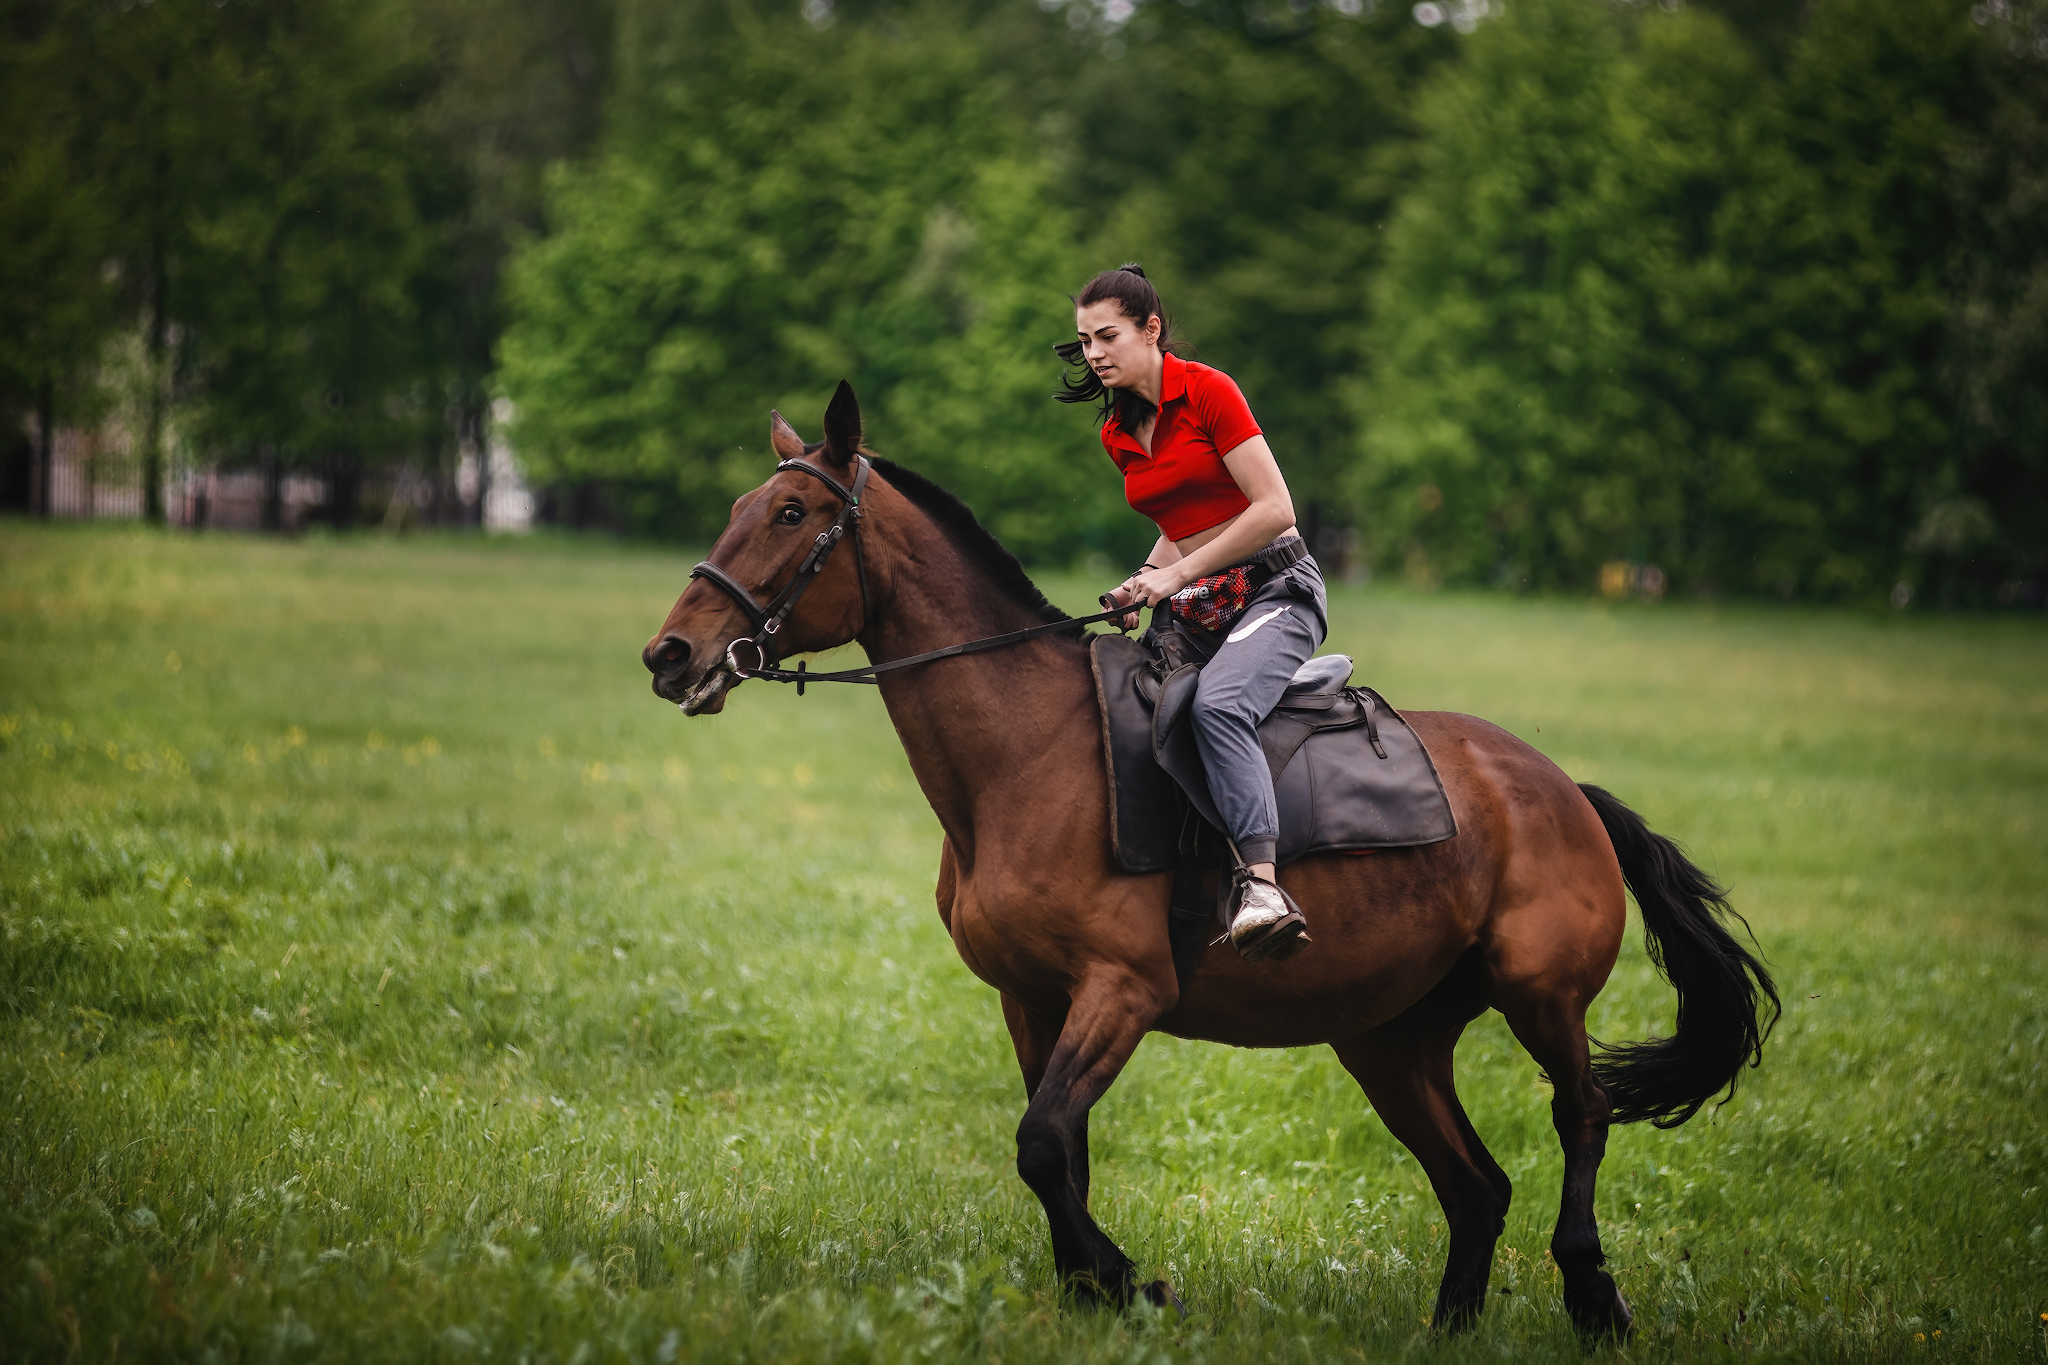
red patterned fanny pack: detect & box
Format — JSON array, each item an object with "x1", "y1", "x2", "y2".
[{"x1": 1169, "y1": 565, "x2": 1259, "y2": 633}]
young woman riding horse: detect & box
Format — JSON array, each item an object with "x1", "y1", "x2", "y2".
[
  {"x1": 642, "y1": 288, "x2": 1777, "y2": 1337},
  {"x1": 1060, "y1": 265, "x2": 1319, "y2": 963}
]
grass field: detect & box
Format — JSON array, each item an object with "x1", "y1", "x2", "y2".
[{"x1": 2, "y1": 521, "x2": 2044, "y2": 1364}]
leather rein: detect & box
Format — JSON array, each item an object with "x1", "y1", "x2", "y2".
[{"x1": 687, "y1": 454, "x2": 1132, "y2": 696}]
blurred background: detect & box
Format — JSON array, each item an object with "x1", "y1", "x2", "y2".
[{"x1": 3, "y1": 0, "x2": 2044, "y2": 605}]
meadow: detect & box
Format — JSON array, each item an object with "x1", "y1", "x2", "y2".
[{"x1": 1, "y1": 521, "x2": 2043, "y2": 1364}]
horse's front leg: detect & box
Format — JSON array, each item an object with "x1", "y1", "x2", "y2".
[{"x1": 1000, "y1": 978, "x2": 1178, "y2": 1310}]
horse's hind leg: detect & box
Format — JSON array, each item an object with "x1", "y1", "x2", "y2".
[
  {"x1": 1001, "y1": 982, "x2": 1176, "y2": 1310},
  {"x1": 1333, "y1": 964, "x2": 1511, "y2": 1333},
  {"x1": 1496, "y1": 985, "x2": 1633, "y2": 1337}
]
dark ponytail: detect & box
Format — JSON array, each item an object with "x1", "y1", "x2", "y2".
[{"x1": 1055, "y1": 264, "x2": 1181, "y2": 431}]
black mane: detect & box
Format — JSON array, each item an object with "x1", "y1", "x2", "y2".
[{"x1": 868, "y1": 456, "x2": 1080, "y2": 636}]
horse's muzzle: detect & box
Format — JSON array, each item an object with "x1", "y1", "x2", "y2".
[{"x1": 643, "y1": 634, "x2": 694, "y2": 701}]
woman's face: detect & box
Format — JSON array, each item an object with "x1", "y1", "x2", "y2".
[{"x1": 1075, "y1": 301, "x2": 1162, "y2": 391}]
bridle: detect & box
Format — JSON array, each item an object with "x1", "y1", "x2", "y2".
[
  {"x1": 685, "y1": 453, "x2": 1132, "y2": 697},
  {"x1": 688, "y1": 454, "x2": 873, "y2": 683}
]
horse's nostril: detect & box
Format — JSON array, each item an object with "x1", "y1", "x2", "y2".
[{"x1": 644, "y1": 635, "x2": 691, "y2": 676}]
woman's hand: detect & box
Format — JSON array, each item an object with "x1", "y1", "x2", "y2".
[{"x1": 1108, "y1": 563, "x2": 1193, "y2": 629}]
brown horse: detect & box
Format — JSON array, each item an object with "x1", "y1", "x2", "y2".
[{"x1": 642, "y1": 384, "x2": 1778, "y2": 1336}]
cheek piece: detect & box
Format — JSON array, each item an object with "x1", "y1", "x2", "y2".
[{"x1": 688, "y1": 456, "x2": 873, "y2": 692}]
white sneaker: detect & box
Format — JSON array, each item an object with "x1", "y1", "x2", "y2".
[{"x1": 1226, "y1": 874, "x2": 1311, "y2": 962}]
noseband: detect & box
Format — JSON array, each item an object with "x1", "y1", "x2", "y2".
[
  {"x1": 688, "y1": 455, "x2": 873, "y2": 679},
  {"x1": 685, "y1": 452, "x2": 1133, "y2": 696}
]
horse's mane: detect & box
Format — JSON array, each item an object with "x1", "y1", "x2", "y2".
[{"x1": 868, "y1": 456, "x2": 1080, "y2": 637}]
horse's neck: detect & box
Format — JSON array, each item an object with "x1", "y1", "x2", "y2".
[{"x1": 860, "y1": 502, "x2": 1096, "y2": 859}]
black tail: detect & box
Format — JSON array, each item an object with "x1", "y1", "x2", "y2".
[{"x1": 1578, "y1": 783, "x2": 1781, "y2": 1128}]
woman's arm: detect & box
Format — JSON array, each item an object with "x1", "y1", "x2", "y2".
[{"x1": 1120, "y1": 435, "x2": 1296, "y2": 608}]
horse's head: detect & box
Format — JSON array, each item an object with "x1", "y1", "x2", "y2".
[{"x1": 642, "y1": 381, "x2": 872, "y2": 715}]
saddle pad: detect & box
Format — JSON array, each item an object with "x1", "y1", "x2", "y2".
[{"x1": 1090, "y1": 633, "x2": 1458, "y2": 874}]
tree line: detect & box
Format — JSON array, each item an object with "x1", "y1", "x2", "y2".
[
  {"x1": 1, "y1": 0, "x2": 613, "y2": 524},
  {"x1": 5, "y1": 0, "x2": 2043, "y2": 603}
]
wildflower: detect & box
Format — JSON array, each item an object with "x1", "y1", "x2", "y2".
[{"x1": 1914, "y1": 1333, "x2": 1925, "y2": 1342}]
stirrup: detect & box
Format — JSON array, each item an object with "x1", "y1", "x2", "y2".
[{"x1": 1223, "y1": 867, "x2": 1312, "y2": 963}]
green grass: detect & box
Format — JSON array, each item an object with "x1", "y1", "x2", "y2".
[{"x1": 2, "y1": 521, "x2": 2043, "y2": 1363}]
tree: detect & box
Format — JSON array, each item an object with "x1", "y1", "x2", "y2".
[
  {"x1": 1934, "y1": 0, "x2": 2048, "y2": 601},
  {"x1": 0, "y1": 0, "x2": 122, "y2": 512},
  {"x1": 1354, "y1": 0, "x2": 2030, "y2": 600},
  {"x1": 1356, "y1": 0, "x2": 1768, "y2": 590},
  {"x1": 1062, "y1": 0, "x2": 1453, "y2": 537},
  {"x1": 2, "y1": 0, "x2": 609, "y2": 525},
  {"x1": 499, "y1": 2, "x2": 1148, "y2": 557}
]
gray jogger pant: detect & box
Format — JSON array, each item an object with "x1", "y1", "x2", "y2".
[{"x1": 1185, "y1": 556, "x2": 1328, "y2": 867}]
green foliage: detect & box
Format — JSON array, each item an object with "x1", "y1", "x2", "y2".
[
  {"x1": 164, "y1": 0, "x2": 449, "y2": 461},
  {"x1": 8, "y1": 0, "x2": 2045, "y2": 590},
  {"x1": 1942, "y1": 0, "x2": 2048, "y2": 598},
  {"x1": 500, "y1": 0, "x2": 1454, "y2": 555},
  {"x1": 500, "y1": 3, "x2": 1149, "y2": 557},
  {"x1": 3, "y1": 523, "x2": 2046, "y2": 1360},
  {"x1": 0, "y1": 0, "x2": 614, "y2": 505},
  {"x1": 1357, "y1": 0, "x2": 2040, "y2": 600},
  {"x1": 0, "y1": 1, "x2": 122, "y2": 412},
  {"x1": 1060, "y1": 3, "x2": 1452, "y2": 521},
  {"x1": 1357, "y1": 0, "x2": 1707, "y2": 590}
]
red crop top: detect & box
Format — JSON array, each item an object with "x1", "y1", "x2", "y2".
[{"x1": 1099, "y1": 353, "x2": 1263, "y2": 540}]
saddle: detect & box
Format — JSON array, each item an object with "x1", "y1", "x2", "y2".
[{"x1": 1089, "y1": 629, "x2": 1458, "y2": 985}]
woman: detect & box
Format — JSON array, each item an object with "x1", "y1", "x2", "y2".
[{"x1": 1058, "y1": 264, "x2": 1326, "y2": 963}]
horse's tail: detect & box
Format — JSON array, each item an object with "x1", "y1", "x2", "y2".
[{"x1": 1578, "y1": 783, "x2": 1781, "y2": 1128}]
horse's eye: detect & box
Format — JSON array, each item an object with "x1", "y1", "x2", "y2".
[{"x1": 777, "y1": 504, "x2": 805, "y2": 526}]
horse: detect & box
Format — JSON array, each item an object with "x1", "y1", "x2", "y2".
[{"x1": 641, "y1": 382, "x2": 1778, "y2": 1336}]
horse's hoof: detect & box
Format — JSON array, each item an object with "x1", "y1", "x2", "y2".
[
  {"x1": 1139, "y1": 1279, "x2": 1185, "y2": 1318},
  {"x1": 1429, "y1": 1298, "x2": 1484, "y2": 1335},
  {"x1": 1565, "y1": 1274, "x2": 1634, "y2": 1340}
]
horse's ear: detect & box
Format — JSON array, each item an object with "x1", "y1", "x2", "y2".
[
  {"x1": 769, "y1": 410, "x2": 805, "y2": 464},
  {"x1": 820, "y1": 380, "x2": 861, "y2": 469}
]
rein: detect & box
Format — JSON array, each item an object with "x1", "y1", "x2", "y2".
[{"x1": 687, "y1": 454, "x2": 1130, "y2": 695}]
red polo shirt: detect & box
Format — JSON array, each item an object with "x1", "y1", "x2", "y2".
[{"x1": 1099, "y1": 352, "x2": 1262, "y2": 540}]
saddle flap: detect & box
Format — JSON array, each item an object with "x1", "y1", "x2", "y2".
[
  {"x1": 1151, "y1": 663, "x2": 1202, "y2": 756},
  {"x1": 1089, "y1": 633, "x2": 1185, "y2": 874}
]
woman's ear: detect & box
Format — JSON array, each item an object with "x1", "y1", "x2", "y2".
[{"x1": 1146, "y1": 314, "x2": 1162, "y2": 347}]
